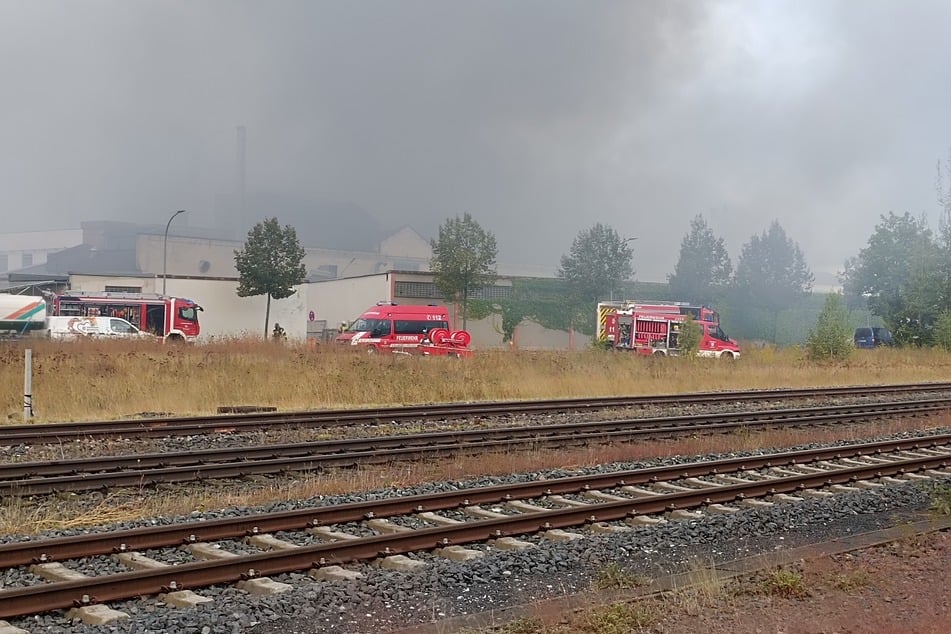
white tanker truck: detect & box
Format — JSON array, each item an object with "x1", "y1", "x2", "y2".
[{"x1": 0, "y1": 294, "x2": 48, "y2": 335}]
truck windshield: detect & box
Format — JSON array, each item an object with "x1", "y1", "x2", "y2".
[
  {"x1": 350, "y1": 318, "x2": 391, "y2": 337},
  {"x1": 179, "y1": 307, "x2": 199, "y2": 322},
  {"x1": 707, "y1": 324, "x2": 730, "y2": 341}
]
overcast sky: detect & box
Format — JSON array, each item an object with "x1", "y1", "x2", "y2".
[{"x1": 1, "y1": 0, "x2": 949, "y2": 284}]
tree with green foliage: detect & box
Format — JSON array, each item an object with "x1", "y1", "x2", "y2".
[
  {"x1": 429, "y1": 213, "x2": 498, "y2": 330},
  {"x1": 676, "y1": 315, "x2": 702, "y2": 359},
  {"x1": 933, "y1": 310, "x2": 951, "y2": 351},
  {"x1": 840, "y1": 212, "x2": 942, "y2": 344},
  {"x1": 558, "y1": 223, "x2": 635, "y2": 305},
  {"x1": 668, "y1": 214, "x2": 733, "y2": 305},
  {"x1": 805, "y1": 293, "x2": 853, "y2": 361},
  {"x1": 734, "y1": 221, "x2": 814, "y2": 342},
  {"x1": 234, "y1": 217, "x2": 307, "y2": 338}
]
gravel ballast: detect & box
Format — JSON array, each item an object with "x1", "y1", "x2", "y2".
[{"x1": 3, "y1": 428, "x2": 949, "y2": 634}]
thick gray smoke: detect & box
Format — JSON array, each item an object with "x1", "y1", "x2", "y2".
[{"x1": 1, "y1": 1, "x2": 949, "y2": 286}]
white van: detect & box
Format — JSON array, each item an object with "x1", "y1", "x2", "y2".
[{"x1": 47, "y1": 316, "x2": 153, "y2": 340}]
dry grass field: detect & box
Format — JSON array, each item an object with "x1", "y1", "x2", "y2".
[{"x1": 2, "y1": 339, "x2": 950, "y2": 423}]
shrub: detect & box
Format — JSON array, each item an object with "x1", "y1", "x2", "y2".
[
  {"x1": 933, "y1": 310, "x2": 951, "y2": 351},
  {"x1": 805, "y1": 293, "x2": 852, "y2": 361},
  {"x1": 677, "y1": 315, "x2": 703, "y2": 358}
]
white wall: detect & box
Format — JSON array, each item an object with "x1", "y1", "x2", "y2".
[
  {"x1": 66, "y1": 274, "x2": 307, "y2": 341},
  {"x1": 307, "y1": 274, "x2": 392, "y2": 335}
]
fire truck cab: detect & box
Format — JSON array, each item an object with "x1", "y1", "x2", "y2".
[{"x1": 335, "y1": 302, "x2": 472, "y2": 357}]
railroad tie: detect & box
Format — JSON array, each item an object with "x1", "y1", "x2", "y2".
[
  {"x1": 878, "y1": 476, "x2": 910, "y2": 485},
  {"x1": 185, "y1": 543, "x2": 239, "y2": 560},
  {"x1": 768, "y1": 467, "x2": 808, "y2": 477},
  {"x1": 626, "y1": 515, "x2": 668, "y2": 527},
  {"x1": 589, "y1": 521, "x2": 632, "y2": 534},
  {"x1": 650, "y1": 481, "x2": 695, "y2": 493},
  {"x1": 159, "y1": 590, "x2": 214, "y2": 608},
  {"x1": 543, "y1": 528, "x2": 585, "y2": 542},
  {"x1": 19, "y1": 570, "x2": 120, "y2": 622},
  {"x1": 852, "y1": 480, "x2": 886, "y2": 489},
  {"x1": 545, "y1": 495, "x2": 591, "y2": 507},
  {"x1": 683, "y1": 477, "x2": 721, "y2": 488},
  {"x1": 65, "y1": 605, "x2": 130, "y2": 627},
  {"x1": 309, "y1": 565, "x2": 364, "y2": 581},
  {"x1": 838, "y1": 458, "x2": 876, "y2": 467},
  {"x1": 237, "y1": 578, "x2": 293, "y2": 596},
  {"x1": 739, "y1": 499, "x2": 774, "y2": 508},
  {"x1": 246, "y1": 534, "x2": 302, "y2": 551},
  {"x1": 434, "y1": 545, "x2": 484, "y2": 561},
  {"x1": 712, "y1": 474, "x2": 759, "y2": 485},
  {"x1": 488, "y1": 536, "x2": 535, "y2": 551},
  {"x1": 30, "y1": 562, "x2": 89, "y2": 583},
  {"x1": 827, "y1": 484, "x2": 862, "y2": 493},
  {"x1": 788, "y1": 464, "x2": 829, "y2": 474},
  {"x1": 900, "y1": 472, "x2": 933, "y2": 480},
  {"x1": 114, "y1": 551, "x2": 170, "y2": 570},
  {"x1": 582, "y1": 490, "x2": 631, "y2": 502},
  {"x1": 416, "y1": 511, "x2": 464, "y2": 526},
  {"x1": 799, "y1": 490, "x2": 834, "y2": 498},
  {"x1": 668, "y1": 509, "x2": 704, "y2": 521},
  {"x1": 464, "y1": 505, "x2": 510, "y2": 519},
  {"x1": 620, "y1": 485, "x2": 662, "y2": 497},
  {"x1": 307, "y1": 526, "x2": 360, "y2": 541},
  {"x1": 771, "y1": 493, "x2": 804, "y2": 503},
  {"x1": 378, "y1": 554, "x2": 427, "y2": 571},
  {"x1": 366, "y1": 518, "x2": 413, "y2": 534},
  {"x1": 704, "y1": 503, "x2": 739, "y2": 514},
  {"x1": 506, "y1": 500, "x2": 550, "y2": 513}
]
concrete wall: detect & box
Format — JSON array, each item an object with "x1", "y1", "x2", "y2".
[
  {"x1": 307, "y1": 274, "x2": 392, "y2": 337},
  {"x1": 66, "y1": 274, "x2": 307, "y2": 341}
]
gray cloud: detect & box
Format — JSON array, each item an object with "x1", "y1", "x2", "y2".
[{"x1": 1, "y1": 0, "x2": 949, "y2": 284}]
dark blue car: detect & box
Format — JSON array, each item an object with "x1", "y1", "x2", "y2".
[{"x1": 854, "y1": 327, "x2": 894, "y2": 348}]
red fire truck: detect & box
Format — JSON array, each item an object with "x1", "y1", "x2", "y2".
[
  {"x1": 335, "y1": 302, "x2": 473, "y2": 357},
  {"x1": 598, "y1": 301, "x2": 740, "y2": 359},
  {"x1": 44, "y1": 291, "x2": 203, "y2": 342}
]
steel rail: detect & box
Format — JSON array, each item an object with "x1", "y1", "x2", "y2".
[
  {"x1": 0, "y1": 433, "x2": 947, "y2": 567},
  {"x1": 1, "y1": 381, "x2": 950, "y2": 446},
  {"x1": 0, "y1": 451, "x2": 946, "y2": 618},
  {"x1": 2, "y1": 399, "x2": 949, "y2": 496}
]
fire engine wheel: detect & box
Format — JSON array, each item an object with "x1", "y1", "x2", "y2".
[
  {"x1": 366, "y1": 346, "x2": 378, "y2": 354},
  {"x1": 652, "y1": 350, "x2": 666, "y2": 357},
  {"x1": 720, "y1": 351, "x2": 735, "y2": 360},
  {"x1": 165, "y1": 334, "x2": 185, "y2": 344}
]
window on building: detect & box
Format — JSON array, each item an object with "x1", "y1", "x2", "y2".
[
  {"x1": 394, "y1": 281, "x2": 443, "y2": 299},
  {"x1": 393, "y1": 280, "x2": 513, "y2": 300},
  {"x1": 21, "y1": 253, "x2": 33, "y2": 268}
]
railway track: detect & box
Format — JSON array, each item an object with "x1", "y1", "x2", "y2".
[
  {"x1": 2, "y1": 381, "x2": 950, "y2": 446},
  {"x1": 2, "y1": 398, "x2": 949, "y2": 496},
  {"x1": 0, "y1": 434, "x2": 947, "y2": 622}
]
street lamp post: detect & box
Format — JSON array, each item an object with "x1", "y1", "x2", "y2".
[{"x1": 163, "y1": 209, "x2": 186, "y2": 295}]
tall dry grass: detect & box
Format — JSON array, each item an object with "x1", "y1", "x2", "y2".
[{"x1": 2, "y1": 339, "x2": 951, "y2": 423}]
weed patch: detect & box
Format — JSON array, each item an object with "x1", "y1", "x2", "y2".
[
  {"x1": 593, "y1": 562, "x2": 649, "y2": 590},
  {"x1": 757, "y1": 568, "x2": 810, "y2": 599}
]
